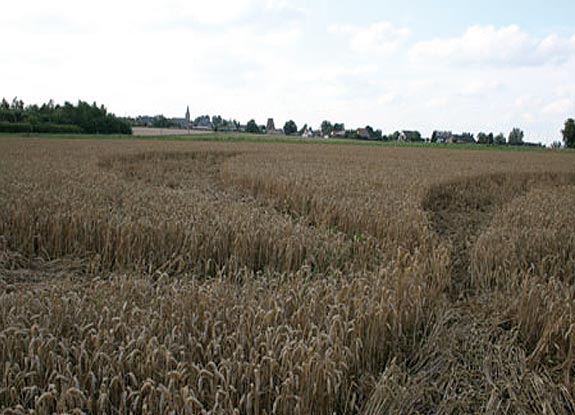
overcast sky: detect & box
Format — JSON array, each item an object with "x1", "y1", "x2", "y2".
[{"x1": 2, "y1": 0, "x2": 574, "y2": 143}]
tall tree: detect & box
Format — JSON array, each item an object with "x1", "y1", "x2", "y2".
[
  {"x1": 246, "y1": 119, "x2": 261, "y2": 134},
  {"x1": 508, "y1": 128, "x2": 524, "y2": 145},
  {"x1": 494, "y1": 133, "x2": 506, "y2": 145},
  {"x1": 562, "y1": 118, "x2": 575, "y2": 148},
  {"x1": 333, "y1": 123, "x2": 345, "y2": 132},
  {"x1": 320, "y1": 120, "x2": 333, "y2": 136},
  {"x1": 283, "y1": 120, "x2": 298, "y2": 135},
  {"x1": 211, "y1": 115, "x2": 223, "y2": 128}
]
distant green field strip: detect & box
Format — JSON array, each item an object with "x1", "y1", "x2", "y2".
[{"x1": 0, "y1": 131, "x2": 559, "y2": 152}]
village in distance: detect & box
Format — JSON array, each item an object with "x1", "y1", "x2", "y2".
[
  {"x1": 132, "y1": 104, "x2": 573, "y2": 148},
  {"x1": 1, "y1": 97, "x2": 574, "y2": 148}
]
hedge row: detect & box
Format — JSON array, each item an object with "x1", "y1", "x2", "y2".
[{"x1": 0, "y1": 122, "x2": 83, "y2": 134}]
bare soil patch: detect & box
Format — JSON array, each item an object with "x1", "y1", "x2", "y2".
[{"x1": 132, "y1": 127, "x2": 214, "y2": 136}]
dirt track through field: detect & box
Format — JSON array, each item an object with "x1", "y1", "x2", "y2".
[
  {"x1": 372, "y1": 172, "x2": 575, "y2": 413},
  {"x1": 362, "y1": 294, "x2": 575, "y2": 414},
  {"x1": 423, "y1": 172, "x2": 575, "y2": 295}
]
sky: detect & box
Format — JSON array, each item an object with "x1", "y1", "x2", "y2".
[{"x1": 1, "y1": 0, "x2": 574, "y2": 144}]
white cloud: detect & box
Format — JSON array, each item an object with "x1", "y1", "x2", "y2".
[
  {"x1": 180, "y1": 0, "x2": 257, "y2": 25},
  {"x1": 536, "y1": 34, "x2": 575, "y2": 62},
  {"x1": 1, "y1": 3, "x2": 573, "y2": 145},
  {"x1": 460, "y1": 80, "x2": 503, "y2": 97},
  {"x1": 553, "y1": 83, "x2": 575, "y2": 98},
  {"x1": 378, "y1": 92, "x2": 398, "y2": 105},
  {"x1": 0, "y1": 0, "x2": 305, "y2": 33},
  {"x1": 410, "y1": 25, "x2": 575, "y2": 66},
  {"x1": 426, "y1": 97, "x2": 449, "y2": 108},
  {"x1": 0, "y1": 0, "x2": 309, "y2": 121},
  {"x1": 515, "y1": 94, "x2": 538, "y2": 108},
  {"x1": 330, "y1": 21, "x2": 410, "y2": 55},
  {"x1": 542, "y1": 98, "x2": 572, "y2": 115}
]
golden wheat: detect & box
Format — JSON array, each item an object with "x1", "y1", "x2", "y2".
[{"x1": 1, "y1": 137, "x2": 575, "y2": 414}]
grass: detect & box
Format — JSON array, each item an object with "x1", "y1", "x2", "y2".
[
  {"x1": 0, "y1": 131, "x2": 558, "y2": 152},
  {"x1": 1, "y1": 136, "x2": 575, "y2": 414}
]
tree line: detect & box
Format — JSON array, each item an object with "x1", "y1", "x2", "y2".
[
  {"x1": 471, "y1": 123, "x2": 575, "y2": 148},
  {"x1": 246, "y1": 119, "x2": 531, "y2": 144},
  {"x1": 0, "y1": 97, "x2": 132, "y2": 135},
  {"x1": 3, "y1": 96, "x2": 573, "y2": 147},
  {"x1": 247, "y1": 117, "x2": 575, "y2": 148}
]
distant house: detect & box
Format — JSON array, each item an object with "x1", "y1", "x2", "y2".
[
  {"x1": 431, "y1": 130, "x2": 452, "y2": 143},
  {"x1": 447, "y1": 133, "x2": 476, "y2": 144},
  {"x1": 171, "y1": 117, "x2": 189, "y2": 129},
  {"x1": 194, "y1": 115, "x2": 213, "y2": 130},
  {"x1": 398, "y1": 130, "x2": 422, "y2": 142},
  {"x1": 301, "y1": 127, "x2": 315, "y2": 138},
  {"x1": 432, "y1": 130, "x2": 476, "y2": 144},
  {"x1": 193, "y1": 125, "x2": 213, "y2": 131},
  {"x1": 135, "y1": 115, "x2": 154, "y2": 127},
  {"x1": 356, "y1": 128, "x2": 372, "y2": 140}
]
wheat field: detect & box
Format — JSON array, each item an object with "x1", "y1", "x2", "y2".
[{"x1": 1, "y1": 137, "x2": 575, "y2": 414}]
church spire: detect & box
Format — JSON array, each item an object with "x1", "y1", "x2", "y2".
[{"x1": 185, "y1": 105, "x2": 190, "y2": 124}]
